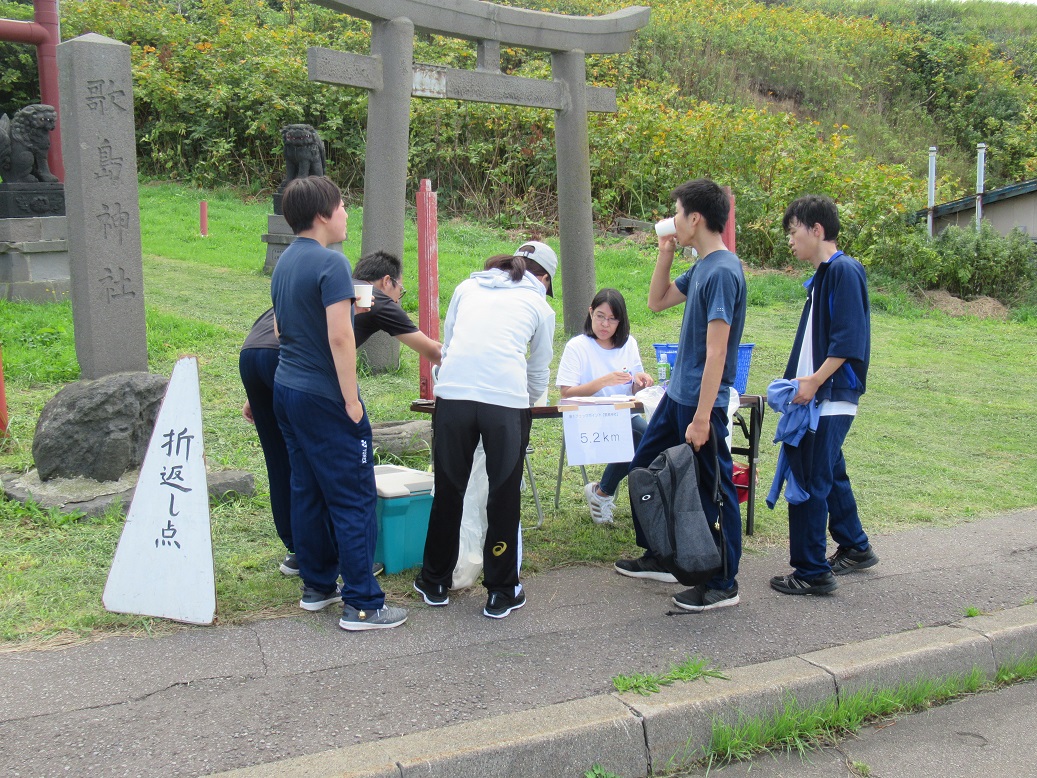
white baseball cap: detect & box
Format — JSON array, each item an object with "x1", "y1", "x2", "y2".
[{"x1": 514, "y1": 241, "x2": 557, "y2": 296}]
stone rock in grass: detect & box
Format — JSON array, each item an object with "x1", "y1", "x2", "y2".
[
  {"x1": 32, "y1": 372, "x2": 168, "y2": 482},
  {"x1": 371, "y1": 420, "x2": 432, "y2": 459}
]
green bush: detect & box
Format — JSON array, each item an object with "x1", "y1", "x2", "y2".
[
  {"x1": 865, "y1": 220, "x2": 1037, "y2": 303},
  {"x1": 934, "y1": 222, "x2": 1037, "y2": 302}
]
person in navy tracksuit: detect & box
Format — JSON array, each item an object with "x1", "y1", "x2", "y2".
[
  {"x1": 270, "y1": 176, "x2": 407, "y2": 631},
  {"x1": 770, "y1": 195, "x2": 879, "y2": 596}
]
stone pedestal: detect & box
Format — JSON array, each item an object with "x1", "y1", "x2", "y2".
[
  {"x1": 260, "y1": 212, "x2": 342, "y2": 275},
  {"x1": 0, "y1": 214, "x2": 70, "y2": 301},
  {"x1": 261, "y1": 213, "x2": 294, "y2": 275},
  {"x1": 0, "y1": 182, "x2": 65, "y2": 218}
]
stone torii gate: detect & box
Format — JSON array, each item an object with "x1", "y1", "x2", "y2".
[{"x1": 308, "y1": 0, "x2": 649, "y2": 335}]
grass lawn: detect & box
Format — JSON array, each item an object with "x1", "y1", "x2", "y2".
[{"x1": 1, "y1": 181, "x2": 1035, "y2": 648}]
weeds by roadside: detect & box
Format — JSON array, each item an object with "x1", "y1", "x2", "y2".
[
  {"x1": 613, "y1": 656, "x2": 729, "y2": 696},
  {"x1": 657, "y1": 653, "x2": 1037, "y2": 775}
]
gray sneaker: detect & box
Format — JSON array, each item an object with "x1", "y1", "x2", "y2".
[
  {"x1": 339, "y1": 604, "x2": 408, "y2": 631},
  {"x1": 672, "y1": 583, "x2": 740, "y2": 612},
  {"x1": 614, "y1": 554, "x2": 678, "y2": 583},
  {"x1": 299, "y1": 586, "x2": 341, "y2": 611},
  {"x1": 279, "y1": 553, "x2": 299, "y2": 576}
]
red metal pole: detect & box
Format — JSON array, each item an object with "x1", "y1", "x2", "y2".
[
  {"x1": 722, "y1": 186, "x2": 736, "y2": 253},
  {"x1": 34, "y1": 0, "x2": 62, "y2": 181},
  {"x1": 0, "y1": 1, "x2": 63, "y2": 179},
  {"x1": 416, "y1": 179, "x2": 439, "y2": 400},
  {"x1": 0, "y1": 344, "x2": 9, "y2": 438},
  {"x1": 200, "y1": 200, "x2": 208, "y2": 236}
]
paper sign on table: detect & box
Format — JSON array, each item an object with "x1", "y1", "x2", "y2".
[{"x1": 562, "y1": 404, "x2": 634, "y2": 466}]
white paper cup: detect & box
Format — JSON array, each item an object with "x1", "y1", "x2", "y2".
[
  {"x1": 354, "y1": 284, "x2": 374, "y2": 307},
  {"x1": 655, "y1": 217, "x2": 677, "y2": 237}
]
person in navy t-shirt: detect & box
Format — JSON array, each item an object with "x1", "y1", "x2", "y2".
[
  {"x1": 614, "y1": 179, "x2": 747, "y2": 615},
  {"x1": 269, "y1": 176, "x2": 407, "y2": 632}
]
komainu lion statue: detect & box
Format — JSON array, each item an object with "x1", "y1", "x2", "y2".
[
  {"x1": 276, "y1": 124, "x2": 326, "y2": 193},
  {"x1": 0, "y1": 104, "x2": 59, "y2": 185}
]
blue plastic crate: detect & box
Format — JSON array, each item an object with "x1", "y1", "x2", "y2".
[
  {"x1": 654, "y1": 342, "x2": 754, "y2": 394},
  {"x1": 652, "y1": 342, "x2": 679, "y2": 368},
  {"x1": 735, "y1": 343, "x2": 754, "y2": 394}
]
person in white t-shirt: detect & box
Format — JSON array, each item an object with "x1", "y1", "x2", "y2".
[{"x1": 556, "y1": 288, "x2": 654, "y2": 524}]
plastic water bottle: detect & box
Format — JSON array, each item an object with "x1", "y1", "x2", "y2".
[{"x1": 657, "y1": 357, "x2": 669, "y2": 382}]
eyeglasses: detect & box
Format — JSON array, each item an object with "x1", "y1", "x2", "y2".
[
  {"x1": 393, "y1": 278, "x2": 407, "y2": 298},
  {"x1": 592, "y1": 312, "x2": 620, "y2": 326}
]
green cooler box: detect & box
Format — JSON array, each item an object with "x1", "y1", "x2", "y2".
[{"x1": 373, "y1": 464, "x2": 434, "y2": 574}]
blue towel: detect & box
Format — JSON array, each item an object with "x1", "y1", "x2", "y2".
[{"x1": 766, "y1": 379, "x2": 820, "y2": 508}]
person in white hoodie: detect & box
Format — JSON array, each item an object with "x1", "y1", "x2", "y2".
[{"x1": 415, "y1": 242, "x2": 557, "y2": 619}]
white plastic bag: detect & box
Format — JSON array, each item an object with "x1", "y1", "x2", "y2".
[
  {"x1": 634, "y1": 384, "x2": 666, "y2": 424},
  {"x1": 725, "y1": 387, "x2": 740, "y2": 452},
  {"x1": 452, "y1": 438, "x2": 488, "y2": 590}
]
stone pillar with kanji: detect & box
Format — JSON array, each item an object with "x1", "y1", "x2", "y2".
[{"x1": 57, "y1": 33, "x2": 148, "y2": 379}]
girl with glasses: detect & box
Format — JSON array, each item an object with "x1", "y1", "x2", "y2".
[{"x1": 556, "y1": 288, "x2": 654, "y2": 524}]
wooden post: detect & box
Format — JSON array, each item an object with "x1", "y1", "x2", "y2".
[{"x1": 416, "y1": 179, "x2": 439, "y2": 400}]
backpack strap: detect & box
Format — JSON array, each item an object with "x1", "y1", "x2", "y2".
[{"x1": 707, "y1": 427, "x2": 728, "y2": 582}]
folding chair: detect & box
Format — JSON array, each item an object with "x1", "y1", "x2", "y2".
[
  {"x1": 525, "y1": 444, "x2": 546, "y2": 528},
  {"x1": 553, "y1": 435, "x2": 588, "y2": 509}
]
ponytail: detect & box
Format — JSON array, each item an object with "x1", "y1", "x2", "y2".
[{"x1": 484, "y1": 254, "x2": 527, "y2": 283}]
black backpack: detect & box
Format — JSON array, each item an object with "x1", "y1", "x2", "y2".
[{"x1": 628, "y1": 438, "x2": 726, "y2": 586}]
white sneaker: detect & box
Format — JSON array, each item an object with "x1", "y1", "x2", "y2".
[{"x1": 583, "y1": 481, "x2": 615, "y2": 524}]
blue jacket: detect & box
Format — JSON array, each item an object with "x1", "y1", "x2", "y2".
[
  {"x1": 766, "y1": 379, "x2": 819, "y2": 508},
  {"x1": 784, "y1": 251, "x2": 870, "y2": 405}
]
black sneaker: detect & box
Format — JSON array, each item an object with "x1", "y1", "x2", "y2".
[
  {"x1": 614, "y1": 555, "x2": 678, "y2": 583},
  {"x1": 672, "y1": 583, "x2": 740, "y2": 612},
  {"x1": 483, "y1": 589, "x2": 526, "y2": 619},
  {"x1": 770, "y1": 571, "x2": 838, "y2": 595},
  {"x1": 828, "y1": 545, "x2": 878, "y2": 576},
  {"x1": 299, "y1": 586, "x2": 341, "y2": 611},
  {"x1": 413, "y1": 574, "x2": 449, "y2": 606},
  {"x1": 279, "y1": 553, "x2": 299, "y2": 576},
  {"x1": 372, "y1": 561, "x2": 385, "y2": 577}
]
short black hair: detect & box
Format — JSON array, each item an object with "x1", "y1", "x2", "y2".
[
  {"x1": 281, "y1": 176, "x2": 341, "y2": 234},
  {"x1": 670, "y1": 178, "x2": 730, "y2": 233},
  {"x1": 582, "y1": 288, "x2": 630, "y2": 348},
  {"x1": 353, "y1": 250, "x2": 402, "y2": 283},
  {"x1": 782, "y1": 195, "x2": 840, "y2": 241}
]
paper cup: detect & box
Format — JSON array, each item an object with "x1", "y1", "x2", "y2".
[
  {"x1": 655, "y1": 217, "x2": 677, "y2": 237},
  {"x1": 354, "y1": 284, "x2": 374, "y2": 307}
]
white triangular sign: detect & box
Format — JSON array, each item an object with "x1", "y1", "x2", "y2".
[{"x1": 103, "y1": 357, "x2": 216, "y2": 625}]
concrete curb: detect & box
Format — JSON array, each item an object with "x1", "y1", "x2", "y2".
[
  {"x1": 800, "y1": 624, "x2": 995, "y2": 698},
  {"x1": 212, "y1": 605, "x2": 1037, "y2": 778},
  {"x1": 215, "y1": 695, "x2": 648, "y2": 778}
]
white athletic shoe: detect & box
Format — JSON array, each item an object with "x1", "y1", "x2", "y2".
[{"x1": 584, "y1": 481, "x2": 616, "y2": 524}]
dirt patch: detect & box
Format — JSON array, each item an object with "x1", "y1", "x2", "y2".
[{"x1": 921, "y1": 290, "x2": 1009, "y2": 320}]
